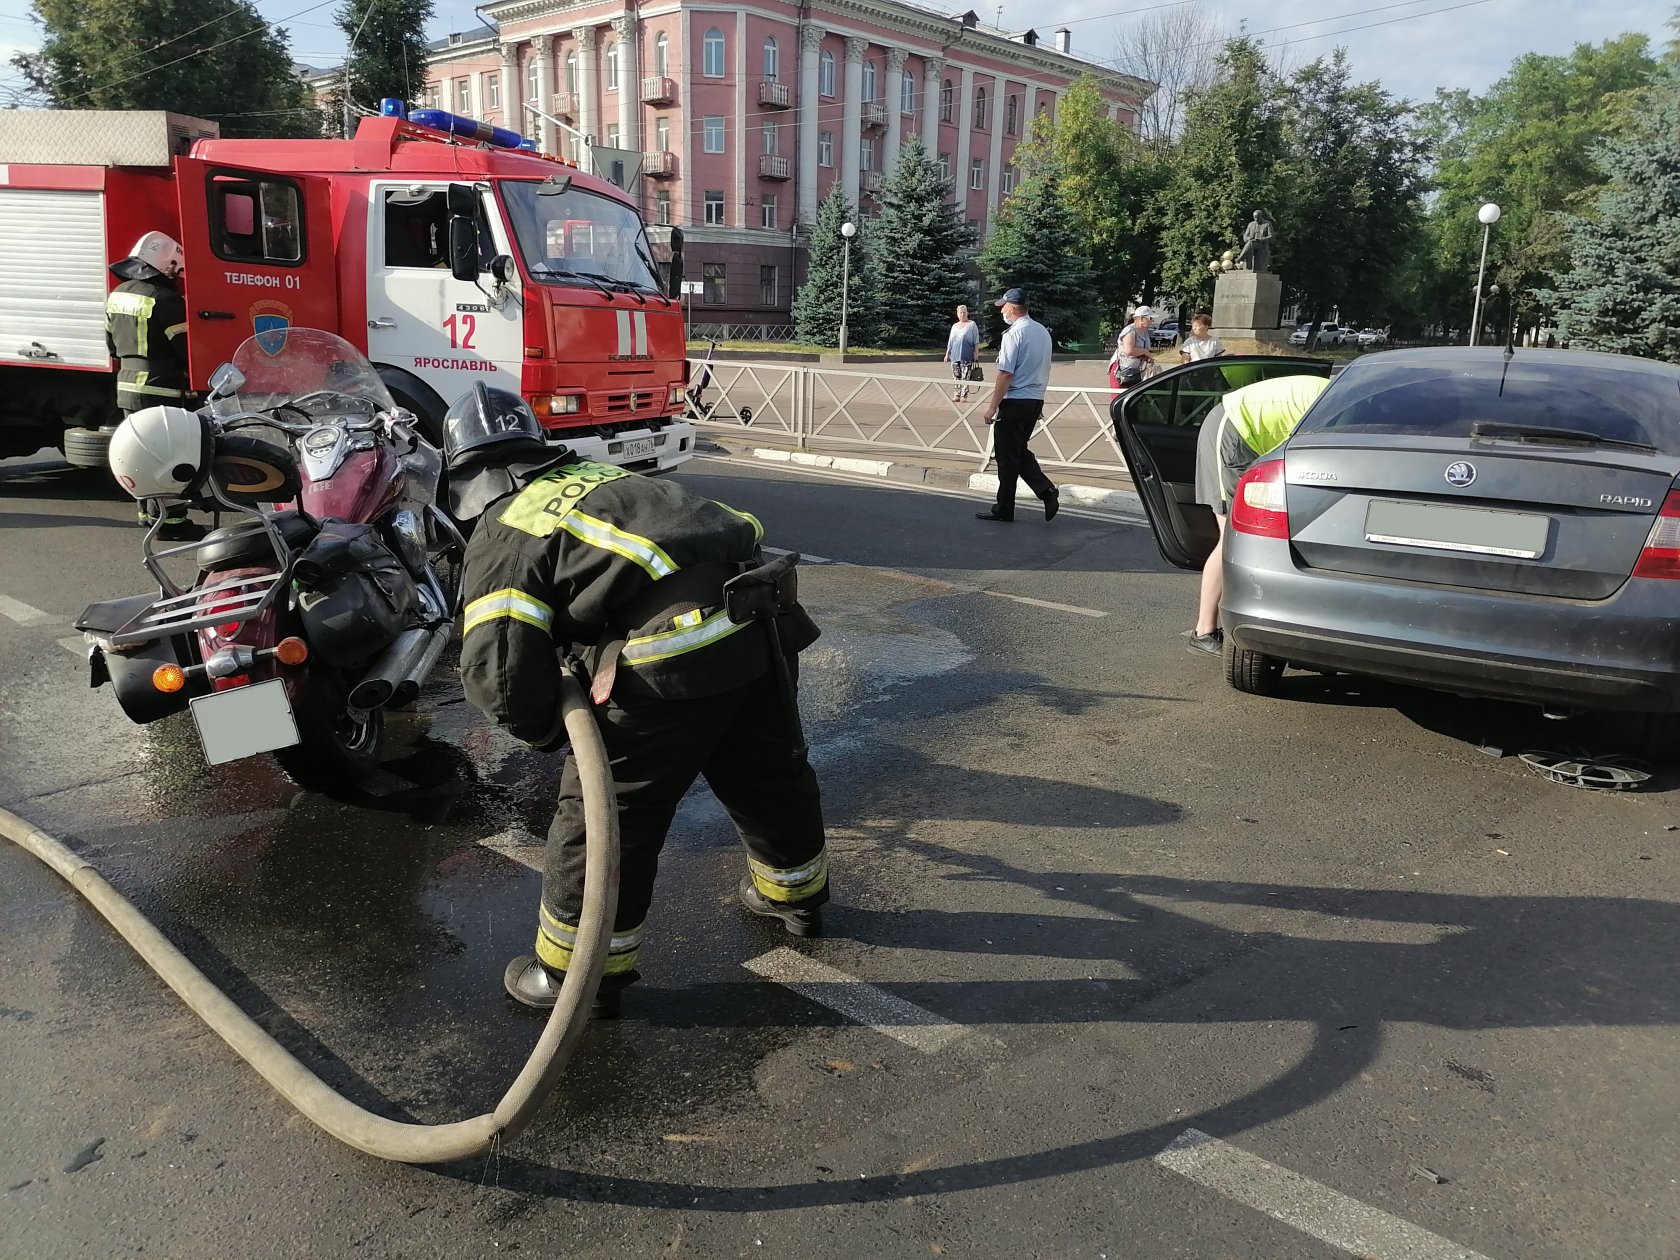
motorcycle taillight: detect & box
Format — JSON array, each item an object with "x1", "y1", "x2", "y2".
[{"x1": 212, "y1": 674, "x2": 251, "y2": 692}]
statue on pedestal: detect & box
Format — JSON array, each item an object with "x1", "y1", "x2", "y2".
[{"x1": 1235, "y1": 209, "x2": 1274, "y2": 274}]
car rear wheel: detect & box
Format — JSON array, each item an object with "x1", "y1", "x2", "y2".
[{"x1": 1225, "y1": 637, "x2": 1285, "y2": 696}]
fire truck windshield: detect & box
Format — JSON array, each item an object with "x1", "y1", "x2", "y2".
[{"x1": 499, "y1": 180, "x2": 662, "y2": 295}]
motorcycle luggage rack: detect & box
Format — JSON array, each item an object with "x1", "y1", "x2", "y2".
[{"x1": 104, "y1": 571, "x2": 287, "y2": 649}]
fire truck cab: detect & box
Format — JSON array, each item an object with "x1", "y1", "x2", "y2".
[{"x1": 0, "y1": 108, "x2": 694, "y2": 474}]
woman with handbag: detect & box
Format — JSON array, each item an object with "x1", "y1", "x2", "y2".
[
  {"x1": 944, "y1": 305, "x2": 981, "y2": 403},
  {"x1": 1108, "y1": 305, "x2": 1156, "y2": 394}
]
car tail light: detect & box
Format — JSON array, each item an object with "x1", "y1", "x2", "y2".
[
  {"x1": 1230, "y1": 458, "x2": 1289, "y2": 539},
  {"x1": 1633, "y1": 490, "x2": 1680, "y2": 579}
]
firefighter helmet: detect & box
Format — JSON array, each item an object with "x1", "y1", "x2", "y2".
[
  {"x1": 111, "y1": 231, "x2": 185, "y2": 282},
  {"x1": 107, "y1": 405, "x2": 209, "y2": 500},
  {"x1": 442, "y1": 382, "x2": 566, "y2": 521}
]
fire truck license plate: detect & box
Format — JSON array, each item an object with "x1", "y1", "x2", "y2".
[
  {"x1": 622, "y1": 438, "x2": 655, "y2": 460},
  {"x1": 188, "y1": 679, "x2": 301, "y2": 766}
]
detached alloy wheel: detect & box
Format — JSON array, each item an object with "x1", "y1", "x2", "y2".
[{"x1": 1225, "y1": 636, "x2": 1285, "y2": 696}]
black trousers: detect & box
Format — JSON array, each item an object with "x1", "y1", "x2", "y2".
[
  {"x1": 535, "y1": 663, "x2": 828, "y2": 983},
  {"x1": 992, "y1": 397, "x2": 1056, "y2": 517}
]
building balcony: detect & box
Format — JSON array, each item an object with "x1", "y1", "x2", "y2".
[
  {"x1": 758, "y1": 154, "x2": 792, "y2": 181},
  {"x1": 862, "y1": 100, "x2": 888, "y2": 129},
  {"x1": 551, "y1": 91, "x2": 574, "y2": 120},
  {"x1": 641, "y1": 76, "x2": 676, "y2": 105},
  {"x1": 861, "y1": 169, "x2": 884, "y2": 194},
  {"x1": 644, "y1": 150, "x2": 678, "y2": 177},
  {"x1": 758, "y1": 80, "x2": 792, "y2": 109}
]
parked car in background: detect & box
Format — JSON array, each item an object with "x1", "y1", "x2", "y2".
[
  {"x1": 1152, "y1": 320, "x2": 1180, "y2": 348},
  {"x1": 1117, "y1": 346, "x2": 1680, "y2": 754},
  {"x1": 1357, "y1": 328, "x2": 1390, "y2": 347}
]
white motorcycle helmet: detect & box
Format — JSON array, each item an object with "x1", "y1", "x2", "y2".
[
  {"x1": 108, "y1": 406, "x2": 209, "y2": 500},
  {"x1": 112, "y1": 231, "x2": 185, "y2": 282}
]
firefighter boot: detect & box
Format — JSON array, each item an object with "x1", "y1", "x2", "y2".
[
  {"x1": 502, "y1": 954, "x2": 622, "y2": 1019},
  {"x1": 737, "y1": 875, "x2": 823, "y2": 937}
]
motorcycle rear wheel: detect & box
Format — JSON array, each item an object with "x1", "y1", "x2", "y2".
[{"x1": 275, "y1": 675, "x2": 385, "y2": 792}]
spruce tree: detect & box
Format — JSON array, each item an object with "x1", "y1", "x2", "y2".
[
  {"x1": 977, "y1": 169, "x2": 1098, "y2": 347},
  {"x1": 867, "y1": 137, "x2": 976, "y2": 348},
  {"x1": 1549, "y1": 62, "x2": 1680, "y2": 361},
  {"x1": 325, "y1": 0, "x2": 434, "y2": 129},
  {"x1": 793, "y1": 186, "x2": 874, "y2": 347}
]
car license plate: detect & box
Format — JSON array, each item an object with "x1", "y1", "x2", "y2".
[
  {"x1": 188, "y1": 678, "x2": 300, "y2": 766},
  {"x1": 621, "y1": 438, "x2": 656, "y2": 460},
  {"x1": 1364, "y1": 499, "x2": 1549, "y2": 559}
]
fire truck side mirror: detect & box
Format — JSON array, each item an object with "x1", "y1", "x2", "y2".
[
  {"x1": 448, "y1": 217, "x2": 479, "y2": 283},
  {"x1": 668, "y1": 226, "x2": 685, "y2": 300},
  {"x1": 446, "y1": 183, "x2": 477, "y2": 217}
]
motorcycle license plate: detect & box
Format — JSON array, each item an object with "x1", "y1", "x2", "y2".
[
  {"x1": 621, "y1": 438, "x2": 656, "y2": 460},
  {"x1": 188, "y1": 679, "x2": 300, "y2": 766}
]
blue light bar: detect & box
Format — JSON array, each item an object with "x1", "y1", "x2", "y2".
[
  {"x1": 379, "y1": 97, "x2": 409, "y2": 119},
  {"x1": 408, "y1": 108, "x2": 528, "y2": 152}
]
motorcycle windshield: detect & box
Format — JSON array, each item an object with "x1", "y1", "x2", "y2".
[{"x1": 212, "y1": 328, "x2": 395, "y2": 418}]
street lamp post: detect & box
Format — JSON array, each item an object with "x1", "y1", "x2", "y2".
[
  {"x1": 838, "y1": 220, "x2": 857, "y2": 355},
  {"x1": 1469, "y1": 202, "x2": 1501, "y2": 347}
]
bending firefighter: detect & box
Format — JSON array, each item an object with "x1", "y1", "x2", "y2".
[
  {"x1": 105, "y1": 232, "x2": 198, "y2": 541},
  {"x1": 447, "y1": 385, "x2": 830, "y2": 1018}
]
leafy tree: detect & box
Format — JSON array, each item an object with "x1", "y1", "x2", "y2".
[
  {"x1": 1272, "y1": 51, "x2": 1426, "y2": 329},
  {"x1": 13, "y1": 0, "x2": 320, "y2": 138},
  {"x1": 866, "y1": 137, "x2": 975, "y2": 348},
  {"x1": 978, "y1": 166, "x2": 1098, "y2": 347},
  {"x1": 1157, "y1": 39, "x2": 1287, "y2": 307},
  {"x1": 1547, "y1": 63, "x2": 1680, "y2": 361},
  {"x1": 794, "y1": 185, "x2": 874, "y2": 347},
  {"x1": 322, "y1": 0, "x2": 433, "y2": 134}
]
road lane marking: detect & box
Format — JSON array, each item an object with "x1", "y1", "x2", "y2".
[
  {"x1": 0, "y1": 596, "x2": 57, "y2": 627},
  {"x1": 58, "y1": 636, "x2": 87, "y2": 657},
  {"x1": 1154, "y1": 1129, "x2": 1494, "y2": 1260},
  {"x1": 761, "y1": 547, "x2": 1108, "y2": 618},
  {"x1": 980, "y1": 589, "x2": 1107, "y2": 617},
  {"x1": 743, "y1": 947, "x2": 968, "y2": 1053}
]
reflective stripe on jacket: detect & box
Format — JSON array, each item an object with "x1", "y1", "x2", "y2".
[{"x1": 105, "y1": 277, "x2": 188, "y2": 408}]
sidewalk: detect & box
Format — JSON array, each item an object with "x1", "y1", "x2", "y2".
[{"x1": 696, "y1": 429, "x2": 1145, "y2": 518}]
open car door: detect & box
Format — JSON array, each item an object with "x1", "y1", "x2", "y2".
[
  {"x1": 1112, "y1": 356, "x2": 1332, "y2": 569},
  {"x1": 174, "y1": 156, "x2": 340, "y2": 392}
]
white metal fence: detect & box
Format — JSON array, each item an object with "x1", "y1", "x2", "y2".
[
  {"x1": 689, "y1": 323, "x2": 799, "y2": 343},
  {"x1": 685, "y1": 360, "x2": 1126, "y2": 474}
]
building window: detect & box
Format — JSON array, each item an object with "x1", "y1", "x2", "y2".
[
  {"x1": 654, "y1": 32, "x2": 668, "y2": 76},
  {"x1": 565, "y1": 52, "x2": 578, "y2": 94},
  {"x1": 763, "y1": 36, "x2": 778, "y2": 80},
  {"x1": 703, "y1": 116, "x2": 725, "y2": 153},
  {"x1": 862, "y1": 59, "x2": 876, "y2": 101},
  {"x1": 818, "y1": 131, "x2": 833, "y2": 167},
  {"x1": 1002, "y1": 164, "x2": 1016, "y2": 195},
  {"x1": 1006, "y1": 93, "x2": 1018, "y2": 135},
  {"x1": 974, "y1": 85, "x2": 988, "y2": 130},
  {"x1": 762, "y1": 121, "x2": 778, "y2": 155},
  {"x1": 761, "y1": 194, "x2": 778, "y2": 229},
  {"x1": 819, "y1": 49, "x2": 835, "y2": 97},
  {"x1": 860, "y1": 137, "x2": 874, "y2": 171},
  {"x1": 568, "y1": 136, "x2": 581, "y2": 160},
  {"x1": 970, "y1": 157, "x2": 985, "y2": 189},
  {"x1": 901, "y1": 70, "x2": 915, "y2": 115},
  {"x1": 456, "y1": 78, "x2": 470, "y2": 114},
  {"x1": 759, "y1": 264, "x2": 778, "y2": 306},
  {"x1": 704, "y1": 190, "x2": 725, "y2": 225},
  {"x1": 655, "y1": 116, "x2": 670, "y2": 150},
  {"x1": 655, "y1": 188, "x2": 671, "y2": 224},
  {"x1": 704, "y1": 28, "x2": 725, "y2": 77},
  {"x1": 486, "y1": 73, "x2": 500, "y2": 109},
  {"x1": 939, "y1": 78, "x2": 954, "y2": 122},
  {"x1": 703, "y1": 261, "x2": 727, "y2": 303},
  {"x1": 605, "y1": 41, "x2": 619, "y2": 91},
  {"x1": 606, "y1": 123, "x2": 620, "y2": 148},
  {"x1": 937, "y1": 151, "x2": 950, "y2": 182},
  {"x1": 527, "y1": 59, "x2": 539, "y2": 102}
]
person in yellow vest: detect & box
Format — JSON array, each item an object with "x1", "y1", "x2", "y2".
[
  {"x1": 105, "y1": 232, "x2": 199, "y2": 540},
  {"x1": 444, "y1": 383, "x2": 830, "y2": 1019},
  {"x1": 1187, "y1": 374, "x2": 1329, "y2": 655}
]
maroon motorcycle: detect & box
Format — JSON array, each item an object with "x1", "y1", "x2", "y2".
[{"x1": 77, "y1": 329, "x2": 465, "y2": 790}]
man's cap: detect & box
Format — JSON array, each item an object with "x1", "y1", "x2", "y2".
[
  {"x1": 1133, "y1": 305, "x2": 1155, "y2": 319},
  {"x1": 993, "y1": 287, "x2": 1026, "y2": 308}
]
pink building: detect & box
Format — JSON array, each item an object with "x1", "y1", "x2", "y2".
[{"x1": 418, "y1": 3, "x2": 1150, "y2": 329}]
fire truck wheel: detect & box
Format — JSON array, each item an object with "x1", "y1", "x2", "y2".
[{"x1": 63, "y1": 426, "x2": 115, "y2": 470}]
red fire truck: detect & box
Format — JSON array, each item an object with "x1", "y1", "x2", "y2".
[{"x1": 0, "y1": 108, "x2": 694, "y2": 472}]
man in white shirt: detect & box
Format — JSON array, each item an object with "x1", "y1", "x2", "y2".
[{"x1": 976, "y1": 288, "x2": 1059, "y2": 523}]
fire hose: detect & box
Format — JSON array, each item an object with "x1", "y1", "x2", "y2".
[{"x1": 0, "y1": 673, "x2": 618, "y2": 1165}]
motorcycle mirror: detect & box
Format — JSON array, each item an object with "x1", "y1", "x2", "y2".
[
  {"x1": 208, "y1": 363, "x2": 246, "y2": 399},
  {"x1": 448, "y1": 217, "x2": 479, "y2": 283}
]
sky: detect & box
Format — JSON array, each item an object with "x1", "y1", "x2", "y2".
[{"x1": 0, "y1": 0, "x2": 1673, "y2": 107}]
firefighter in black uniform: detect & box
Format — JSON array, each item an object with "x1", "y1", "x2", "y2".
[
  {"x1": 444, "y1": 384, "x2": 830, "y2": 1018},
  {"x1": 105, "y1": 231, "x2": 198, "y2": 540}
]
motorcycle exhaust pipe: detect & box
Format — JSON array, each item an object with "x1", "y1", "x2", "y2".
[
  {"x1": 348, "y1": 627, "x2": 433, "y2": 711},
  {"x1": 388, "y1": 624, "x2": 452, "y2": 710}
]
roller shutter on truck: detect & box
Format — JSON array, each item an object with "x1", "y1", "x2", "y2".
[{"x1": 0, "y1": 187, "x2": 111, "y2": 369}]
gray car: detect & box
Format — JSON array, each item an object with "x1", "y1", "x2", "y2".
[{"x1": 1114, "y1": 347, "x2": 1680, "y2": 741}]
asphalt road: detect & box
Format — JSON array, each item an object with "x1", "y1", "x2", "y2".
[{"x1": 1, "y1": 452, "x2": 1677, "y2": 1259}]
